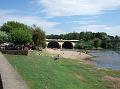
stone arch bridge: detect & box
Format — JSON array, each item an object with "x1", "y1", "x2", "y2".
[{"x1": 46, "y1": 39, "x2": 79, "y2": 49}]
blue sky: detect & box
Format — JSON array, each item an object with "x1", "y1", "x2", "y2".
[{"x1": 0, "y1": 0, "x2": 120, "y2": 35}]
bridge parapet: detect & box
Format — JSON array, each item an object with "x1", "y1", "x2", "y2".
[{"x1": 46, "y1": 39, "x2": 79, "y2": 42}]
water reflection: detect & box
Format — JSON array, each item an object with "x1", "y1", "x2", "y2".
[{"x1": 88, "y1": 50, "x2": 120, "y2": 70}]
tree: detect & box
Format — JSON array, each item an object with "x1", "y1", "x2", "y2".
[
  {"x1": 9, "y1": 28, "x2": 32, "y2": 45},
  {"x1": 93, "y1": 32, "x2": 107, "y2": 40},
  {"x1": 0, "y1": 21, "x2": 31, "y2": 33},
  {"x1": 74, "y1": 40, "x2": 93, "y2": 49},
  {"x1": 115, "y1": 35, "x2": 120, "y2": 41},
  {"x1": 84, "y1": 32, "x2": 93, "y2": 41},
  {"x1": 0, "y1": 25, "x2": 12, "y2": 33},
  {"x1": 67, "y1": 32, "x2": 79, "y2": 40},
  {"x1": 0, "y1": 31, "x2": 8, "y2": 43},
  {"x1": 113, "y1": 36, "x2": 120, "y2": 49},
  {"x1": 93, "y1": 38, "x2": 102, "y2": 48},
  {"x1": 74, "y1": 40, "x2": 85, "y2": 49},
  {"x1": 32, "y1": 26, "x2": 46, "y2": 48},
  {"x1": 79, "y1": 32, "x2": 86, "y2": 41}
]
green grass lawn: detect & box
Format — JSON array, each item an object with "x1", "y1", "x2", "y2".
[{"x1": 4, "y1": 51, "x2": 120, "y2": 89}]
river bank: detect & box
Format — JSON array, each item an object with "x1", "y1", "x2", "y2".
[
  {"x1": 45, "y1": 49, "x2": 120, "y2": 70},
  {"x1": 45, "y1": 48, "x2": 92, "y2": 62},
  {"x1": 4, "y1": 51, "x2": 120, "y2": 89}
]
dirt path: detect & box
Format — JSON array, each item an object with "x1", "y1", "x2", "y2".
[{"x1": 0, "y1": 52, "x2": 29, "y2": 89}]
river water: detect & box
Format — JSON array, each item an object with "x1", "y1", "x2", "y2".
[{"x1": 88, "y1": 50, "x2": 120, "y2": 70}]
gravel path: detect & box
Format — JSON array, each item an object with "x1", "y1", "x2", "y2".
[{"x1": 0, "y1": 52, "x2": 29, "y2": 89}]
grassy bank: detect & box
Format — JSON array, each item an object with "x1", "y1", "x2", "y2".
[{"x1": 4, "y1": 51, "x2": 120, "y2": 89}]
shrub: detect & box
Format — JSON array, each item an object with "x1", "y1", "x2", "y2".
[{"x1": 1, "y1": 49, "x2": 28, "y2": 55}]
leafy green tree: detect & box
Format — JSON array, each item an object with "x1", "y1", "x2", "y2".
[
  {"x1": 74, "y1": 41, "x2": 84, "y2": 49},
  {"x1": 79, "y1": 32, "x2": 86, "y2": 41},
  {"x1": 114, "y1": 39, "x2": 120, "y2": 49},
  {"x1": 32, "y1": 26, "x2": 46, "y2": 48},
  {"x1": 93, "y1": 38, "x2": 102, "y2": 48},
  {"x1": 59, "y1": 34, "x2": 64, "y2": 39},
  {"x1": 84, "y1": 41, "x2": 94, "y2": 49},
  {"x1": 69, "y1": 32, "x2": 79, "y2": 40},
  {"x1": 93, "y1": 32, "x2": 107, "y2": 40},
  {"x1": 84, "y1": 32, "x2": 93, "y2": 41},
  {"x1": 101, "y1": 40, "x2": 108, "y2": 49},
  {"x1": 0, "y1": 21, "x2": 31, "y2": 33},
  {"x1": 9, "y1": 28, "x2": 32, "y2": 45},
  {"x1": 75, "y1": 40, "x2": 93, "y2": 49},
  {"x1": 0, "y1": 31, "x2": 8, "y2": 43},
  {"x1": 0, "y1": 25, "x2": 12, "y2": 33}
]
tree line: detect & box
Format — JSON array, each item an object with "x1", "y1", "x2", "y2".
[
  {"x1": 47, "y1": 32, "x2": 120, "y2": 49},
  {"x1": 0, "y1": 21, "x2": 120, "y2": 49}
]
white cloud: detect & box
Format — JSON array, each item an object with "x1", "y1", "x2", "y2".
[
  {"x1": 35, "y1": 0, "x2": 120, "y2": 17},
  {"x1": 0, "y1": 16, "x2": 59, "y2": 28},
  {"x1": 0, "y1": 10, "x2": 62, "y2": 34},
  {"x1": 64, "y1": 20, "x2": 96, "y2": 25},
  {"x1": 74, "y1": 24, "x2": 120, "y2": 36},
  {"x1": 0, "y1": 9, "x2": 120, "y2": 36},
  {"x1": 45, "y1": 29, "x2": 67, "y2": 35}
]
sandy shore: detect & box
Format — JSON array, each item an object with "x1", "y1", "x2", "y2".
[{"x1": 45, "y1": 48, "x2": 92, "y2": 61}]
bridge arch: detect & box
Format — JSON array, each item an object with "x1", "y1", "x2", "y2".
[
  {"x1": 47, "y1": 41, "x2": 61, "y2": 49},
  {"x1": 62, "y1": 41, "x2": 73, "y2": 49}
]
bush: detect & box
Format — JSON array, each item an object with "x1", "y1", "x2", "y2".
[{"x1": 1, "y1": 49, "x2": 28, "y2": 55}]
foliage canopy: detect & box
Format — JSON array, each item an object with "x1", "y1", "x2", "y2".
[
  {"x1": 9, "y1": 28, "x2": 32, "y2": 45},
  {"x1": 0, "y1": 31, "x2": 8, "y2": 43}
]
